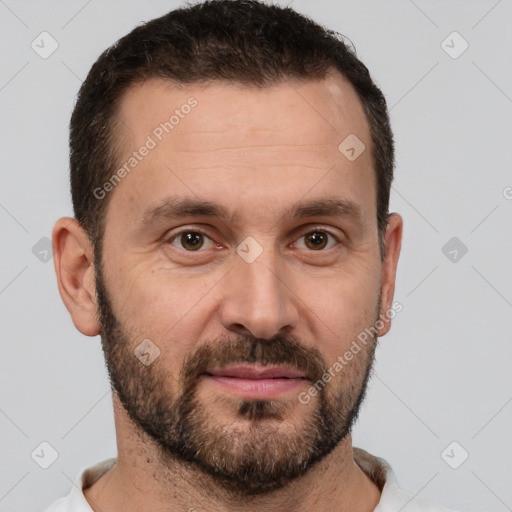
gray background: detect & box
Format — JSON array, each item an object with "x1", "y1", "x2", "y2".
[{"x1": 1, "y1": 1, "x2": 511, "y2": 510}]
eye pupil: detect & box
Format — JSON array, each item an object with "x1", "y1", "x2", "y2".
[
  {"x1": 181, "y1": 232, "x2": 204, "y2": 250},
  {"x1": 305, "y1": 232, "x2": 328, "y2": 250}
]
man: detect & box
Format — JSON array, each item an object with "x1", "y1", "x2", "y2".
[{"x1": 48, "y1": 1, "x2": 457, "y2": 510}]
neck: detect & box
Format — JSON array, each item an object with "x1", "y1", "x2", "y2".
[{"x1": 84, "y1": 397, "x2": 381, "y2": 512}]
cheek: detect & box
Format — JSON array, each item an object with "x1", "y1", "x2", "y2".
[
  {"x1": 293, "y1": 266, "x2": 380, "y2": 357},
  {"x1": 107, "y1": 263, "x2": 220, "y2": 355}
]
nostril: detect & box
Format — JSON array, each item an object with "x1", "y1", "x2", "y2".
[{"x1": 230, "y1": 323, "x2": 250, "y2": 334}]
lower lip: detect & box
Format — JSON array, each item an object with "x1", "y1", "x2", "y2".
[{"x1": 205, "y1": 375, "x2": 306, "y2": 399}]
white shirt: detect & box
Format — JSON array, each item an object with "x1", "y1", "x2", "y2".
[{"x1": 44, "y1": 448, "x2": 458, "y2": 511}]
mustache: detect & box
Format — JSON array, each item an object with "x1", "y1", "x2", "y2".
[{"x1": 179, "y1": 333, "x2": 328, "y2": 388}]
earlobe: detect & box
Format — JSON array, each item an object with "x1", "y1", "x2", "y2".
[
  {"x1": 377, "y1": 213, "x2": 403, "y2": 337},
  {"x1": 52, "y1": 217, "x2": 100, "y2": 337}
]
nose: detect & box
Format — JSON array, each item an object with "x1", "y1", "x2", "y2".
[{"x1": 219, "y1": 246, "x2": 300, "y2": 340}]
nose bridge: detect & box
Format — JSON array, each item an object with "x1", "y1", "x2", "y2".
[{"x1": 220, "y1": 241, "x2": 298, "y2": 339}]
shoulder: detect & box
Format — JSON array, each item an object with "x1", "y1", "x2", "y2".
[
  {"x1": 42, "y1": 457, "x2": 117, "y2": 512},
  {"x1": 354, "y1": 447, "x2": 461, "y2": 512}
]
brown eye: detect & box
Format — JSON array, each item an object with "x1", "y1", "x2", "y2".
[
  {"x1": 180, "y1": 232, "x2": 204, "y2": 250},
  {"x1": 304, "y1": 231, "x2": 328, "y2": 250},
  {"x1": 169, "y1": 231, "x2": 214, "y2": 251},
  {"x1": 295, "y1": 230, "x2": 338, "y2": 251}
]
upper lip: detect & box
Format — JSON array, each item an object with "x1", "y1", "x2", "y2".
[{"x1": 206, "y1": 365, "x2": 306, "y2": 379}]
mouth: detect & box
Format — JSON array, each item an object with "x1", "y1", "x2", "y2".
[{"x1": 203, "y1": 364, "x2": 308, "y2": 399}]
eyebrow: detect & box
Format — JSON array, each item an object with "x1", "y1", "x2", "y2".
[{"x1": 138, "y1": 195, "x2": 364, "y2": 227}]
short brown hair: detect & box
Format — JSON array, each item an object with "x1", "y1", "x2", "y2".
[{"x1": 70, "y1": 0, "x2": 394, "y2": 257}]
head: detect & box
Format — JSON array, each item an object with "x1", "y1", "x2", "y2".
[{"x1": 53, "y1": 0, "x2": 402, "y2": 497}]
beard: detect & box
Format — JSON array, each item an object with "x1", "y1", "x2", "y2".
[{"x1": 94, "y1": 250, "x2": 380, "y2": 496}]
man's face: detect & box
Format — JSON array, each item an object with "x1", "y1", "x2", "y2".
[{"x1": 95, "y1": 74, "x2": 387, "y2": 494}]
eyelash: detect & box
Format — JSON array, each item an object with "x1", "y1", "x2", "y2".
[{"x1": 164, "y1": 227, "x2": 341, "y2": 253}]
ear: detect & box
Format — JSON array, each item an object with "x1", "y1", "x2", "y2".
[
  {"x1": 52, "y1": 217, "x2": 100, "y2": 336},
  {"x1": 377, "y1": 213, "x2": 403, "y2": 337}
]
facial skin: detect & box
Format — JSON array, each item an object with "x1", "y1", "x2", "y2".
[{"x1": 53, "y1": 71, "x2": 402, "y2": 512}]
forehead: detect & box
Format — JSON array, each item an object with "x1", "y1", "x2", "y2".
[
  {"x1": 106, "y1": 73, "x2": 375, "y2": 231},
  {"x1": 116, "y1": 73, "x2": 370, "y2": 149}
]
